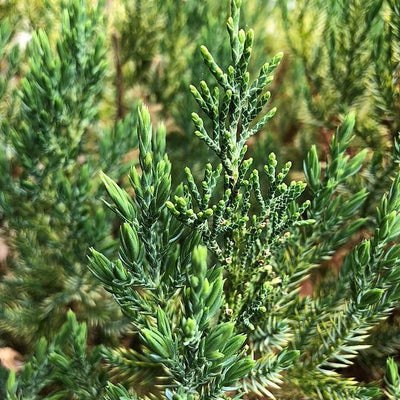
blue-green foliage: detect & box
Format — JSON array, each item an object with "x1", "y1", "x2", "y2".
[
  {"x1": 2, "y1": 0, "x2": 400, "y2": 399},
  {"x1": 0, "y1": 0, "x2": 136, "y2": 347}
]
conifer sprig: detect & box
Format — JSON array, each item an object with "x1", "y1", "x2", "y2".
[
  {"x1": 385, "y1": 358, "x2": 400, "y2": 400},
  {"x1": 6, "y1": 311, "x2": 107, "y2": 400},
  {"x1": 90, "y1": 104, "x2": 254, "y2": 397},
  {"x1": 0, "y1": 0, "x2": 130, "y2": 346},
  {"x1": 89, "y1": 105, "x2": 184, "y2": 323},
  {"x1": 166, "y1": 0, "x2": 313, "y2": 335}
]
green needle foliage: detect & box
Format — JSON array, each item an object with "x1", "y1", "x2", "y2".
[
  {"x1": 2, "y1": 0, "x2": 400, "y2": 399},
  {"x1": 6, "y1": 311, "x2": 107, "y2": 399},
  {"x1": 0, "y1": 0, "x2": 136, "y2": 349},
  {"x1": 277, "y1": 0, "x2": 400, "y2": 189},
  {"x1": 385, "y1": 358, "x2": 400, "y2": 400},
  {"x1": 88, "y1": 1, "x2": 400, "y2": 399},
  {"x1": 279, "y1": 0, "x2": 384, "y2": 137},
  {"x1": 89, "y1": 103, "x2": 254, "y2": 397}
]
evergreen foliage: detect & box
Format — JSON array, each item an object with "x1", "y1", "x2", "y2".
[
  {"x1": 0, "y1": 0, "x2": 135, "y2": 348},
  {"x1": 6, "y1": 311, "x2": 107, "y2": 399},
  {"x1": 1, "y1": 0, "x2": 400, "y2": 399},
  {"x1": 89, "y1": 1, "x2": 400, "y2": 398}
]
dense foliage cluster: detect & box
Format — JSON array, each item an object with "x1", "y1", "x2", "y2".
[{"x1": 0, "y1": 0, "x2": 400, "y2": 399}]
